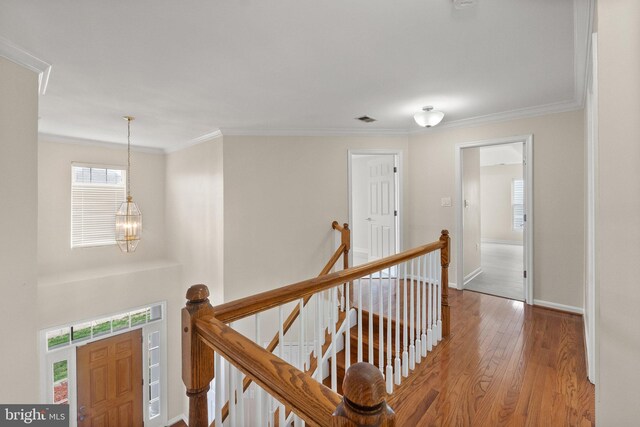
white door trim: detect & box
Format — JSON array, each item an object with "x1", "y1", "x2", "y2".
[
  {"x1": 348, "y1": 149, "x2": 403, "y2": 265},
  {"x1": 455, "y1": 135, "x2": 534, "y2": 304}
]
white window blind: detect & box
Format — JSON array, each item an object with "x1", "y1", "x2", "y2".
[
  {"x1": 512, "y1": 179, "x2": 524, "y2": 231},
  {"x1": 71, "y1": 165, "x2": 126, "y2": 248}
]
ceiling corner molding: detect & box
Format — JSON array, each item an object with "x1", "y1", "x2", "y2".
[
  {"x1": 165, "y1": 129, "x2": 223, "y2": 153},
  {"x1": 410, "y1": 99, "x2": 584, "y2": 134},
  {"x1": 39, "y1": 133, "x2": 164, "y2": 154},
  {"x1": 218, "y1": 127, "x2": 407, "y2": 138},
  {"x1": 0, "y1": 36, "x2": 51, "y2": 95}
]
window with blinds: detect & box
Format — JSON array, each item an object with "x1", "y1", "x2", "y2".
[
  {"x1": 71, "y1": 165, "x2": 126, "y2": 248},
  {"x1": 512, "y1": 179, "x2": 524, "y2": 231}
]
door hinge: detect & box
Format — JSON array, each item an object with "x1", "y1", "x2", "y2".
[
  {"x1": 524, "y1": 214, "x2": 527, "y2": 222},
  {"x1": 141, "y1": 379, "x2": 144, "y2": 386},
  {"x1": 394, "y1": 210, "x2": 398, "y2": 217},
  {"x1": 393, "y1": 166, "x2": 397, "y2": 173},
  {"x1": 523, "y1": 270, "x2": 527, "y2": 278}
]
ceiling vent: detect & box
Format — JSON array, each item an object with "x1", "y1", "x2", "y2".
[
  {"x1": 356, "y1": 115, "x2": 376, "y2": 123},
  {"x1": 453, "y1": 0, "x2": 477, "y2": 9}
]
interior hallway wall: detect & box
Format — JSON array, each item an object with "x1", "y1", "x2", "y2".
[
  {"x1": 408, "y1": 110, "x2": 585, "y2": 308},
  {"x1": 0, "y1": 56, "x2": 39, "y2": 402},
  {"x1": 596, "y1": 0, "x2": 640, "y2": 423},
  {"x1": 480, "y1": 164, "x2": 523, "y2": 243},
  {"x1": 462, "y1": 147, "x2": 481, "y2": 278},
  {"x1": 223, "y1": 135, "x2": 409, "y2": 302}
]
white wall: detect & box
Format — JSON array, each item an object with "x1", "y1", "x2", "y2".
[
  {"x1": 408, "y1": 110, "x2": 585, "y2": 307},
  {"x1": 480, "y1": 164, "x2": 523, "y2": 243},
  {"x1": 462, "y1": 147, "x2": 481, "y2": 278},
  {"x1": 166, "y1": 137, "x2": 224, "y2": 305},
  {"x1": 0, "y1": 56, "x2": 39, "y2": 402},
  {"x1": 596, "y1": 0, "x2": 640, "y2": 423},
  {"x1": 37, "y1": 138, "x2": 186, "y2": 420},
  {"x1": 38, "y1": 139, "x2": 168, "y2": 278},
  {"x1": 223, "y1": 135, "x2": 409, "y2": 302}
]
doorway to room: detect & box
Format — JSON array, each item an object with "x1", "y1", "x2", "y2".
[
  {"x1": 348, "y1": 150, "x2": 401, "y2": 267},
  {"x1": 456, "y1": 136, "x2": 533, "y2": 303}
]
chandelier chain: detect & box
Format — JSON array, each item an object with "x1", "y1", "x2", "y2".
[{"x1": 127, "y1": 118, "x2": 131, "y2": 199}]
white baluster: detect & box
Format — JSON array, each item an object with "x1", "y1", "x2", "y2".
[
  {"x1": 345, "y1": 281, "x2": 351, "y2": 372},
  {"x1": 236, "y1": 368, "x2": 244, "y2": 426},
  {"x1": 437, "y1": 249, "x2": 442, "y2": 342},
  {"x1": 254, "y1": 315, "x2": 263, "y2": 426},
  {"x1": 421, "y1": 255, "x2": 427, "y2": 357},
  {"x1": 316, "y1": 293, "x2": 322, "y2": 382},
  {"x1": 378, "y1": 270, "x2": 384, "y2": 372},
  {"x1": 299, "y1": 299, "x2": 305, "y2": 371},
  {"x1": 409, "y1": 258, "x2": 416, "y2": 370},
  {"x1": 432, "y1": 252, "x2": 438, "y2": 345},
  {"x1": 331, "y1": 287, "x2": 337, "y2": 391},
  {"x1": 358, "y1": 278, "x2": 363, "y2": 363},
  {"x1": 228, "y1": 358, "x2": 236, "y2": 427},
  {"x1": 368, "y1": 274, "x2": 374, "y2": 365},
  {"x1": 415, "y1": 256, "x2": 422, "y2": 364},
  {"x1": 427, "y1": 253, "x2": 433, "y2": 352},
  {"x1": 214, "y1": 353, "x2": 223, "y2": 427},
  {"x1": 402, "y1": 262, "x2": 409, "y2": 377},
  {"x1": 386, "y1": 266, "x2": 393, "y2": 393},
  {"x1": 394, "y1": 263, "x2": 401, "y2": 385}
]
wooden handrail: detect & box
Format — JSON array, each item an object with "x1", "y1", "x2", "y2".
[
  {"x1": 214, "y1": 237, "x2": 446, "y2": 324},
  {"x1": 195, "y1": 314, "x2": 342, "y2": 427}
]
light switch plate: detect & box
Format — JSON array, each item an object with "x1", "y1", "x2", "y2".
[{"x1": 441, "y1": 197, "x2": 452, "y2": 207}]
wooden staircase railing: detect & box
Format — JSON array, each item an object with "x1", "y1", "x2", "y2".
[{"x1": 182, "y1": 225, "x2": 450, "y2": 427}]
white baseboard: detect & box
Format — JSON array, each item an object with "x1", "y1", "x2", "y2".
[
  {"x1": 481, "y1": 238, "x2": 523, "y2": 246},
  {"x1": 463, "y1": 267, "x2": 482, "y2": 285},
  {"x1": 448, "y1": 282, "x2": 458, "y2": 289},
  {"x1": 533, "y1": 299, "x2": 583, "y2": 315},
  {"x1": 167, "y1": 414, "x2": 187, "y2": 426}
]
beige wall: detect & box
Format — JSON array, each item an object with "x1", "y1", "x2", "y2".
[
  {"x1": 596, "y1": 0, "x2": 640, "y2": 423},
  {"x1": 462, "y1": 147, "x2": 481, "y2": 278},
  {"x1": 480, "y1": 164, "x2": 524, "y2": 243},
  {"x1": 0, "y1": 57, "x2": 39, "y2": 402},
  {"x1": 38, "y1": 139, "x2": 168, "y2": 277},
  {"x1": 166, "y1": 138, "x2": 225, "y2": 305},
  {"x1": 408, "y1": 110, "x2": 585, "y2": 307},
  {"x1": 36, "y1": 139, "x2": 187, "y2": 420},
  {"x1": 223, "y1": 135, "x2": 409, "y2": 302}
]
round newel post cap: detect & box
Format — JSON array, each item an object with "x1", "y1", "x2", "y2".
[
  {"x1": 342, "y1": 362, "x2": 387, "y2": 409},
  {"x1": 186, "y1": 284, "x2": 209, "y2": 303},
  {"x1": 441, "y1": 229, "x2": 449, "y2": 236}
]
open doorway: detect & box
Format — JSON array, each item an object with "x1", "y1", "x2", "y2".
[
  {"x1": 348, "y1": 150, "x2": 401, "y2": 267},
  {"x1": 456, "y1": 136, "x2": 533, "y2": 304}
]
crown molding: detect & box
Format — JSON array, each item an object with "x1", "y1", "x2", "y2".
[
  {"x1": 0, "y1": 36, "x2": 51, "y2": 95},
  {"x1": 39, "y1": 133, "x2": 164, "y2": 154},
  {"x1": 218, "y1": 127, "x2": 407, "y2": 138},
  {"x1": 164, "y1": 129, "x2": 223, "y2": 153}
]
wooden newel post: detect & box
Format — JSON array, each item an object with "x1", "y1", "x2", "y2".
[
  {"x1": 182, "y1": 284, "x2": 215, "y2": 427},
  {"x1": 331, "y1": 362, "x2": 396, "y2": 426},
  {"x1": 440, "y1": 230, "x2": 451, "y2": 338}
]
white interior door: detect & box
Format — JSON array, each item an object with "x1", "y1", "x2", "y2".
[{"x1": 366, "y1": 156, "x2": 396, "y2": 262}]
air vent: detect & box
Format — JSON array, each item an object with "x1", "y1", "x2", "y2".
[{"x1": 356, "y1": 115, "x2": 376, "y2": 123}]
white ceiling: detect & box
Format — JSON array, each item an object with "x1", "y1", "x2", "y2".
[{"x1": 0, "y1": 0, "x2": 592, "y2": 151}]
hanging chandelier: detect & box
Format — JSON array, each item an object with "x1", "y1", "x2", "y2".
[
  {"x1": 413, "y1": 106, "x2": 445, "y2": 128},
  {"x1": 115, "y1": 116, "x2": 142, "y2": 253}
]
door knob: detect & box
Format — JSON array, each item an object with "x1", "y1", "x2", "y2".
[
  {"x1": 365, "y1": 217, "x2": 373, "y2": 221},
  {"x1": 78, "y1": 406, "x2": 86, "y2": 422}
]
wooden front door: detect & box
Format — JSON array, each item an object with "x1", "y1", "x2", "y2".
[{"x1": 77, "y1": 329, "x2": 143, "y2": 427}]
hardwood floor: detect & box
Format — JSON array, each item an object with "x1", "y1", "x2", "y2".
[{"x1": 387, "y1": 289, "x2": 595, "y2": 426}]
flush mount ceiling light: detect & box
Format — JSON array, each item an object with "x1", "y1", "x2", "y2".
[
  {"x1": 115, "y1": 116, "x2": 142, "y2": 253},
  {"x1": 413, "y1": 106, "x2": 445, "y2": 128}
]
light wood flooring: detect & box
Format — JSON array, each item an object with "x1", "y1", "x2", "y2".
[
  {"x1": 387, "y1": 289, "x2": 595, "y2": 426},
  {"x1": 465, "y1": 242, "x2": 524, "y2": 301}
]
